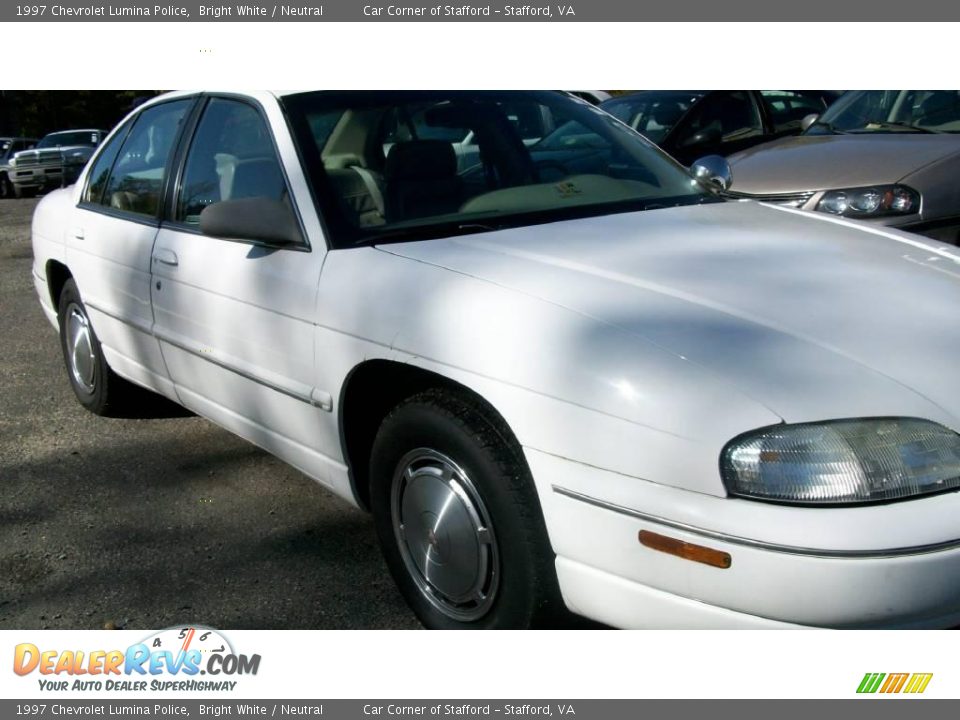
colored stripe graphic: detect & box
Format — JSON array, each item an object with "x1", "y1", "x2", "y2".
[
  {"x1": 857, "y1": 673, "x2": 885, "y2": 693},
  {"x1": 904, "y1": 674, "x2": 934, "y2": 694},
  {"x1": 880, "y1": 673, "x2": 909, "y2": 693},
  {"x1": 857, "y1": 672, "x2": 932, "y2": 694}
]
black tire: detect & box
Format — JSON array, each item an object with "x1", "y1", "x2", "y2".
[
  {"x1": 369, "y1": 388, "x2": 564, "y2": 629},
  {"x1": 57, "y1": 278, "x2": 136, "y2": 416},
  {"x1": 0, "y1": 174, "x2": 12, "y2": 199},
  {"x1": 13, "y1": 184, "x2": 35, "y2": 199}
]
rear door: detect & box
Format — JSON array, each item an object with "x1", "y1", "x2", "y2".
[
  {"x1": 149, "y1": 95, "x2": 333, "y2": 477},
  {"x1": 65, "y1": 98, "x2": 195, "y2": 399}
]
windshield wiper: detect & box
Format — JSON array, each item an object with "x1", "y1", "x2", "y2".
[{"x1": 861, "y1": 119, "x2": 943, "y2": 134}]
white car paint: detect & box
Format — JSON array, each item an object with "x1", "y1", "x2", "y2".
[{"x1": 30, "y1": 91, "x2": 960, "y2": 629}]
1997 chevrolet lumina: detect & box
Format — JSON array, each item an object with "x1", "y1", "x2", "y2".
[{"x1": 30, "y1": 90, "x2": 960, "y2": 629}]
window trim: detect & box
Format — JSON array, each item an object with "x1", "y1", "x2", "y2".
[
  {"x1": 77, "y1": 95, "x2": 201, "y2": 226},
  {"x1": 162, "y1": 92, "x2": 312, "y2": 253}
]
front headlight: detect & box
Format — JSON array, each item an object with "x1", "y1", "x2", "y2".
[
  {"x1": 7, "y1": 157, "x2": 16, "y2": 168},
  {"x1": 816, "y1": 185, "x2": 919, "y2": 218},
  {"x1": 64, "y1": 151, "x2": 87, "y2": 165},
  {"x1": 721, "y1": 418, "x2": 960, "y2": 505}
]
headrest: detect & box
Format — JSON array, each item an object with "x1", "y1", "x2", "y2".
[{"x1": 385, "y1": 140, "x2": 457, "y2": 182}]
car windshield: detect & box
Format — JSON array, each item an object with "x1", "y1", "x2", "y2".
[
  {"x1": 36, "y1": 131, "x2": 100, "y2": 148},
  {"x1": 600, "y1": 92, "x2": 704, "y2": 144},
  {"x1": 283, "y1": 90, "x2": 717, "y2": 248},
  {"x1": 808, "y1": 90, "x2": 960, "y2": 134}
]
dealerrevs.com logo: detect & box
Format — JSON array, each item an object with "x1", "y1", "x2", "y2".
[
  {"x1": 13, "y1": 626, "x2": 261, "y2": 692},
  {"x1": 857, "y1": 673, "x2": 933, "y2": 694}
]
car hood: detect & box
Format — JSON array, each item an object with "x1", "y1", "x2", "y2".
[
  {"x1": 380, "y1": 201, "x2": 960, "y2": 432},
  {"x1": 727, "y1": 134, "x2": 960, "y2": 194},
  {"x1": 14, "y1": 146, "x2": 93, "y2": 160}
]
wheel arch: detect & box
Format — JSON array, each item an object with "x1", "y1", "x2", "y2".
[
  {"x1": 45, "y1": 259, "x2": 73, "y2": 311},
  {"x1": 338, "y1": 359, "x2": 525, "y2": 511}
]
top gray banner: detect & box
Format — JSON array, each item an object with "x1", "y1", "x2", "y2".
[{"x1": 2, "y1": 0, "x2": 955, "y2": 21}]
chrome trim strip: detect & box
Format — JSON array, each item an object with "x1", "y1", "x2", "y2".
[
  {"x1": 153, "y1": 328, "x2": 318, "y2": 407},
  {"x1": 551, "y1": 485, "x2": 960, "y2": 559},
  {"x1": 85, "y1": 299, "x2": 324, "y2": 409},
  {"x1": 84, "y1": 298, "x2": 153, "y2": 335}
]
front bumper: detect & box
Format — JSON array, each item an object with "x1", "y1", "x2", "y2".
[
  {"x1": 526, "y1": 448, "x2": 960, "y2": 629},
  {"x1": 11, "y1": 167, "x2": 63, "y2": 190}
]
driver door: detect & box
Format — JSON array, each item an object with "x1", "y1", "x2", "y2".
[{"x1": 149, "y1": 96, "x2": 333, "y2": 478}]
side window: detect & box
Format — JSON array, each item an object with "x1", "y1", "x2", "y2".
[
  {"x1": 99, "y1": 100, "x2": 191, "y2": 217},
  {"x1": 177, "y1": 99, "x2": 288, "y2": 224},
  {"x1": 83, "y1": 126, "x2": 129, "y2": 205},
  {"x1": 675, "y1": 91, "x2": 763, "y2": 148},
  {"x1": 760, "y1": 91, "x2": 828, "y2": 133}
]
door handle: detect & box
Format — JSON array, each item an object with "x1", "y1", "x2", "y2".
[
  {"x1": 71, "y1": 227, "x2": 84, "y2": 241},
  {"x1": 153, "y1": 248, "x2": 179, "y2": 267}
]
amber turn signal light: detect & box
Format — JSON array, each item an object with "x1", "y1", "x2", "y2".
[{"x1": 638, "y1": 530, "x2": 732, "y2": 569}]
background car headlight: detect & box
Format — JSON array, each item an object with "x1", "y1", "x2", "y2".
[
  {"x1": 64, "y1": 151, "x2": 88, "y2": 166},
  {"x1": 721, "y1": 418, "x2": 960, "y2": 504},
  {"x1": 7, "y1": 157, "x2": 16, "y2": 168},
  {"x1": 816, "y1": 185, "x2": 919, "y2": 218}
]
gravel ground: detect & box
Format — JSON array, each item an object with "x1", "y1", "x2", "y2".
[{"x1": 0, "y1": 196, "x2": 420, "y2": 630}]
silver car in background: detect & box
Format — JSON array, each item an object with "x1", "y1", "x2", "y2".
[{"x1": 726, "y1": 91, "x2": 960, "y2": 245}]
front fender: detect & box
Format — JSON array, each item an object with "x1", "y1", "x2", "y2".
[{"x1": 316, "y1": 246, "x2": 781, "y2": 497}]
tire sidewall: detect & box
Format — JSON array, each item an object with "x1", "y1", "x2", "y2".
[
  {"x1": 370, "y1": 396, "x2": 544, "y2": 629},
  {"x1": 58, "y1": 280, "x2": 110, "y2": 413}
]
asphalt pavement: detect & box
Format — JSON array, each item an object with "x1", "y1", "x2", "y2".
[{"x1": 0, "y1": 196, "x2": 420, "y2": 629}]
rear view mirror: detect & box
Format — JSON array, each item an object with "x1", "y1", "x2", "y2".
[
  {"x1": 199, "y1": 197, "x2": 303, "y2": 246},
  {"x1": 800, "y1": 113, "x2": 820, "y2": 132}
]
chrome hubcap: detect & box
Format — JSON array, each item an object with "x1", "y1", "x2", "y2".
[
  {"x1": 392, "y1": 449, "x2": 499, "y2": 621},
  {"x1": 66, "y1": 304, "x2": 96, "y2": 393}
]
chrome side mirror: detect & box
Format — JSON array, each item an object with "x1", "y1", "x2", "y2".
[
  {"x1": 800, "y1": 113, "x2": 820, "y2": 132},
  {"x1": 690, "y1": 155, "x2": 732, "y2": 192}
]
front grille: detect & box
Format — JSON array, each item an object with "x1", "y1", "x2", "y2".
[
  {"x1": 727, "y1": 190, "x2": 816, "y2": 208},
  {"x1": 14, "y1": 152, "x2": 63, "y2": 169}
]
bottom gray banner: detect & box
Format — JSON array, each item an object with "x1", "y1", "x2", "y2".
[{"x1": 2, "y1": 700, "x2": 958, "y2": 719}]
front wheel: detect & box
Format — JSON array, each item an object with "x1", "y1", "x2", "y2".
[
  {"x1": 0, "y1": 174, "x2": 13, "y2": 199},
  {"x1": 369, "y1": 389, "x2": 563, "y2": 629}
]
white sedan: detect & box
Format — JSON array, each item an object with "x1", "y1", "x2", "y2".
[{"x1": 31, "y1": 90, "x2": 960, "y2": 629}]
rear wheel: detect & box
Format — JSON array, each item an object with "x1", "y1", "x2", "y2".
[
  {"x1": 57, "y1": 279, "x2": 136, "y2": 416},
  {"x1": 369, "y1": 389, "x2": 563, "y2": 629}
]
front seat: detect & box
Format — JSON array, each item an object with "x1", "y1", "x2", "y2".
[{"x1": 384, "y1": 140, "x2": 461, "y2": 222}]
